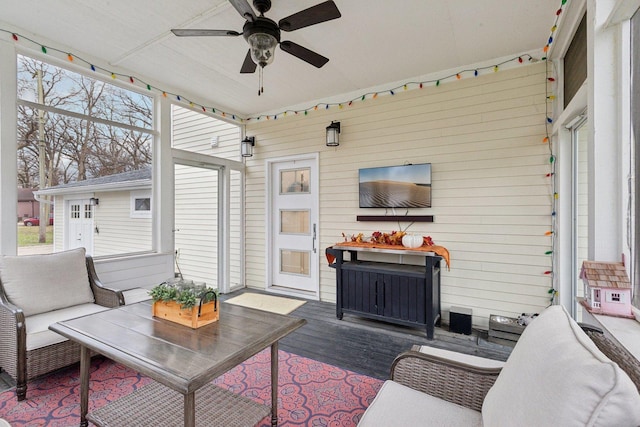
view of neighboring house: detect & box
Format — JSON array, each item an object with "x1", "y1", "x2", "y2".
[
  {"x1": 35, "y1": 168, "x2": 152, "y2": 257},
  {"x1": 17, "y1": 188, "x2": 53, "y2": 227},
  {"x1": 17, "y1": 188, "x2": 41, "y2": 220},
  {"x1": 34, "y1": 105, "x2": 243, "y2": 290}
]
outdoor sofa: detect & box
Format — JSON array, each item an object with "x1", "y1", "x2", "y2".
[
  {"x1": 359, "y1": 305, "x2": 640, "y2": 426},
  {"x1": 0, "y1": 247, "x2": 124, "y2": 401}
]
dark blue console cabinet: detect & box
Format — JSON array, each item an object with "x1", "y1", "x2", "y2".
[{"x1": 327, "y1": 245, "x2": 441, "y2": 340}]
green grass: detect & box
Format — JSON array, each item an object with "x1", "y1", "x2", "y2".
[{"x1": 18, "y1": 225, "x2": 53, "y2": 246}]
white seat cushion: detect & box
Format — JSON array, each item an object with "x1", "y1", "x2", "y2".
[
  {"x1": 417, "y1": 345, "x2": 505, "y2": 369},
  {"x1": 0, "y1": 248, "x2": 94, "y2": 317},
  {"x1": 25, "y1": 303, "x2": 111, "y2": 351},
  {"x1": 482, "y1": 305, "x2": 640, "y2": 427},
  {"x1": 358, "y1": 380, "x2": 482, "y2": 427}
]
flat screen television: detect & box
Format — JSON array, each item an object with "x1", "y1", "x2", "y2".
[{"x1": 359, "y1": 163, "x2": 431, "y2": 208}]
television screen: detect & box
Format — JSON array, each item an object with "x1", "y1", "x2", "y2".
[{"x1": 359, "y1": 163, "x2": 431, "y2": 208}]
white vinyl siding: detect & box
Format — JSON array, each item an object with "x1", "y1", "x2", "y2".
[
  {"x1": 172, "y1": 105, "x2": 241, "y2": 160},
  {"x1": 92, "y1": 191, "x2": 152, "y2": 256},
  {"x1": 171, "y1": 106, "x2": 243, "y2": 290},
  {"x1": 52, "y1": 192, "x2": 152, "y2": 256},
  {"x1": 174, "y1": 164, "x2": 219, "y2": 286},
  {"x1": 245, "y1": 62, "x2": 551, "y2": 329}
]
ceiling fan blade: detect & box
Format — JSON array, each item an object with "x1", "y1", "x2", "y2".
[
  {"x1": 240, "y1": 49, "x2": 258, "y2": 73},
  {"x1": 278, "y1": 0, "x2": 341, "y2": 32},
  {"x1": 229, "y1": 0, "x2": 256, "y2": 22},
  {"x1": 171, "y1": 29, "x2": 241, "y2": 37},
  {"x1": 280, "y1": 41, "x2": 329, "y2": 68}
]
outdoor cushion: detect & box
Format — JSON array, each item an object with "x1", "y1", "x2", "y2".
[
  {"x1": 0, "y1": 248, "x2": 95, "y2": 317},
  {"x1": 24, "y1": 304, "x2": 109, "y2": 351},
  {"x1": 25, "y1": 303, "x2": 111, "y2": 351},
  {"x1": 358, "y1": 380, "x2": 483, "y2": 427},
  {"x1": 417, "y1": 345, "x2": 505, "y2": 369},
  {"x1": 482, "y1": 305, "x2": 640, "y2": 427}
]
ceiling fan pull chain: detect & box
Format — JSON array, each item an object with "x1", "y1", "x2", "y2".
[{"x1": 258, "y1": 66, "x2": 264, "y2": 96}]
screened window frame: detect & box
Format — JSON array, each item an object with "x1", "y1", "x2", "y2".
[
  {"x1": 15, "y1": 50, "x2": 160, "y2": 257},
  {"x1": 631, "y1": 6, "x2": 640, "y2": 310}
]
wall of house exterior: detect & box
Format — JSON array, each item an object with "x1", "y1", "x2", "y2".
[
  {"x1": 93, "y1": 191, "x2": 152, "y2": 255},
  {"x1": 245, "y1": 62, "x2": 551, "y2": 328},
  {"x1": 52, "y1": 191, "x2": 152, "y2": 256},
  {"x1": 171, "y1": 106, "x2": 243, "y2": 291},
  {"x1": 172, "y1": 105, "x2": 242, "y2": 159}
]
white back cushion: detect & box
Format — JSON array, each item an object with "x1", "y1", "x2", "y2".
[
  {"x1": 0, "y1": 248, "x2": 94, "y2": 316},
  {"x1": 482, "y1": 305, "x2": 640, "y2": 427}
]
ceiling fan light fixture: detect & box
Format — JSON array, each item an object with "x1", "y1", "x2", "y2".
[{"x1": 248, "y1": 32, "x2": 277, "y2": 67}]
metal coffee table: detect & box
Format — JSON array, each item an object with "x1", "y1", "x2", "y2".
[{"x1": 50, "y1": 301, "x2": 306, "y2": 427}]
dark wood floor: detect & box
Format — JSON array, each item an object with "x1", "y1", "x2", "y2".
[
  {"x1": 230, "y1": 290, "x2": 513, "y2": 380},
  {"x1": 0, "y1": 289, "x2": 512, "y2": 394}
]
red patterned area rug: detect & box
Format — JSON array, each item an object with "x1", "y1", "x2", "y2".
[{"x1": 0, "y1": 350, "x2": 382, "y2": 426}]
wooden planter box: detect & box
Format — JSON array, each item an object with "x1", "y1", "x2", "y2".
[{"x1": 152, "y1": 300, "x2": 219, "y2": 328}]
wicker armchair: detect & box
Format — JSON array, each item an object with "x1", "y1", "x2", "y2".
[
  {"x1": 390, "y1": 345, "x2": 502, "y2": 412},
  {"x1": 0, "y1": 249, "x2": 124, "y2": 401},
  {"x1": 388, "y1": 324, "x2": 640, "y2": 414},
  {"x1": 580, "y1": 323, "x2": 640, "y2": 393},
  {"x1": 358, "y1": 306, "x2": 640, "y2": 426}
]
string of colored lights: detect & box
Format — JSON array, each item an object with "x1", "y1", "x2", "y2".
[
  {"x1": 543, "y1": 0, "x2": 569, "y2": 305},
  {"x1": 0, "y1": 28, "x2": 244, "y2": 121},
  {"x1": 1, "y1": 27, "x2": 539, "y2": 124},
  {"x1": 245, "y1": 54, "x2": 536, "y2": 122}
]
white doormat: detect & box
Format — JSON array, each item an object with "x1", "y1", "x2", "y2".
[{"x1": 225, "y1": 293, "x2": 306, "y2": 315}]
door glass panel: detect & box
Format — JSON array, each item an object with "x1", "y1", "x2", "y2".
[
  {"x1": 281, "y1": 210, "x2": 310, "y2": 234},
  {"x1": 280, "y1": 250, "x2": 310, "y2": 276},
  {"x1": 70, "y1": 204, "x2": 80, "y2": 219},
  {"x1": 84, "y1": 204, "x2": 92, "y2": 219},
  {"x1": 280, "y1": 168, "x2": 310, "y2": 194}
]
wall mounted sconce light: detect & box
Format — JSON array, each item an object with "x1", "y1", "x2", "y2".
[
  {"x1": 89, "y1": 197, "x2": 99, "y2": 206},
  {"x1": 241, "y1": 136, "x2": 255, "y2": 157},
  {"x1": 326, "y1": 121, "x2": 341, "y2": 147}
]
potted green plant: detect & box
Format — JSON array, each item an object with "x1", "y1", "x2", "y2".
[{"x1": 149, "y1": 280, "x2": 219, "y2": 328}]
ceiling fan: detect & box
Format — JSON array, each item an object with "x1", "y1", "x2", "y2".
[{"x1": 171, "y1": 0, "x2": 341, "y2": 94}]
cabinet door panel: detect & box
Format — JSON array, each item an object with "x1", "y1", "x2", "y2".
[
  {"x1": 382, "y1": 274, "x2": 427, "y2": 323},
  {"x1": 342, "y1": 269, "x2": 377, "y2": 314}
]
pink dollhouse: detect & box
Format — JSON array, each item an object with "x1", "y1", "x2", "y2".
[{"x1": 580, "y1": 261, "x2": 633, "y2": 318}]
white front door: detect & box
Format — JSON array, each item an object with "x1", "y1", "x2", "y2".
[
  {"x1": 66, "y1": 199, "x2": 94, "y2": 255},
  {"x1": 269, "y1": 155, "x2": 319, "y2": 298}
]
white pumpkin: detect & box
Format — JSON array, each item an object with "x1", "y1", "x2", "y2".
[{"x1": 402, "y1": 234, "x2": 423, "y2": 248}]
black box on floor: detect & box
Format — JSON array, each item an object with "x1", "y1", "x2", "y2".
[{"x1": 449, "y1": 306, "x2": 472, "y2": 335}]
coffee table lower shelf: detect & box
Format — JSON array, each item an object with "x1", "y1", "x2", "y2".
[{"x1": 87, "y1": 381, "x2": 271, "y2": 427}]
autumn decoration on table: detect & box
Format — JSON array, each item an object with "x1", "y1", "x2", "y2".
[
  {"x1": 342, "y1": 231, "x2": 434, "y2": 248},
  {"x1": 336, "y1": 231, "x2": 450, "y2": 269}
]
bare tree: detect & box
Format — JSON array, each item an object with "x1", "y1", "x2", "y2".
[{"x1": 17, "y1": 55, "x2": 153, "y2": 190}]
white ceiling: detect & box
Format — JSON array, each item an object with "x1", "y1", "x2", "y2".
[{"x1": 1, "y1": 0, "x2": 561, "y2": 118}]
